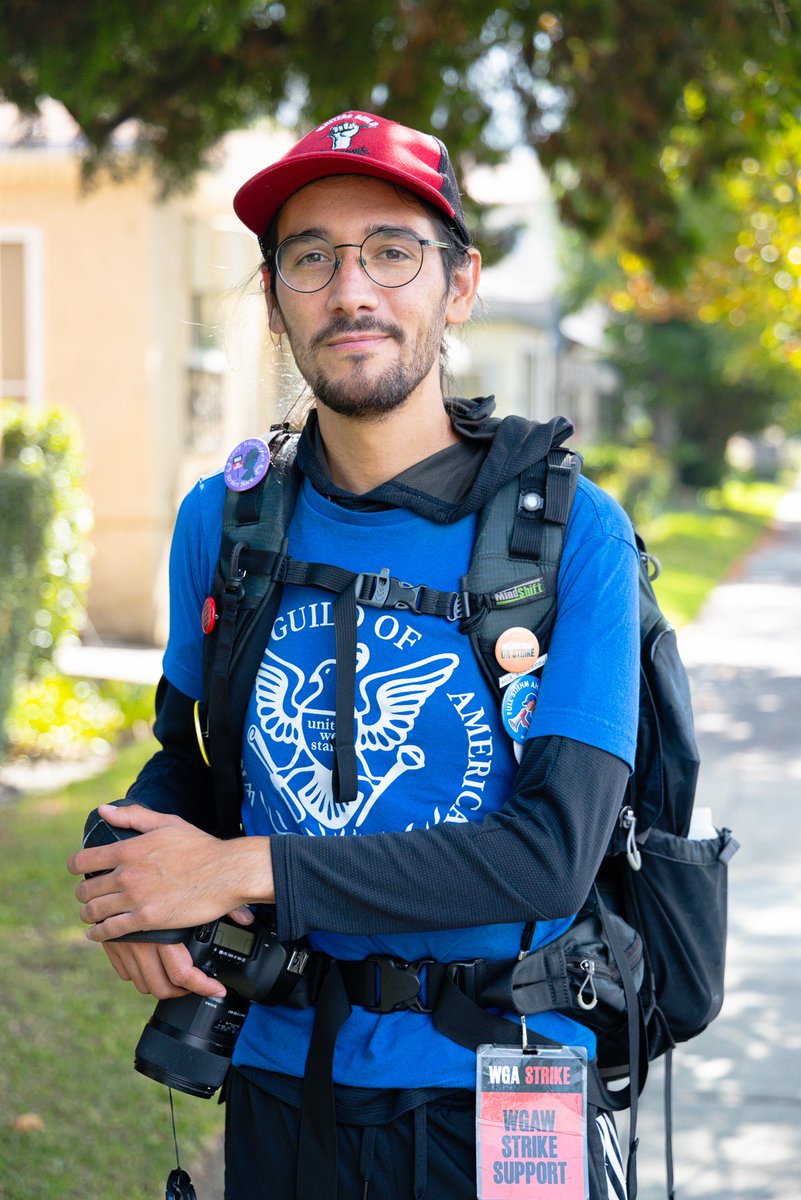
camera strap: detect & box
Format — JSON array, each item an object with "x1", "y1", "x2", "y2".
[{"x1": 165, "y1": 1089, "x2": 197, "y2": 1200}]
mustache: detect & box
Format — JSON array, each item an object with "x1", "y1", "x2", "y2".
[{"x1": 310, "y1": 317, "x2": 406, "y2": 352}]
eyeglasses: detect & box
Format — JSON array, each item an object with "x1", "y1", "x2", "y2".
[{"x1": 270, "y1": 228, "x2": 451, "y2": 293}]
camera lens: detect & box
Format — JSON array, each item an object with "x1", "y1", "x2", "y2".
[{"x1": 134, "y1": 993, "x2": 249, "y2": 1099}]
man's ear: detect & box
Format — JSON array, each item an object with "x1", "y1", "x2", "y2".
[
  {"x1": 445, "y1": 247, "x2": 481, "y2": 328},
  {"x1": 264, "y1": 270, "x2": 287, "y2": 335}
]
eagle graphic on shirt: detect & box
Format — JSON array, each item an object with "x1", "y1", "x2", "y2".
[{"x1": 245, "y1": 645, "x2": 459, "y2": 832}]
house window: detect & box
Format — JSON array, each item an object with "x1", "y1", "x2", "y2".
[
  {"x1": 186, "y1": 293, "x2": 225, "y2": 453},
  {"x1": 1, "y1": 229, "x2": 44, "y2": 406}
]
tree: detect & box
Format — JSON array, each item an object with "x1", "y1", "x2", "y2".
[
  {"x1": 2, "y1": 1, "x2": 797, "y2": 280},
  {"x1": 5, "y1": 1, "x2": 799, "y2": 468},
  {"x1": 561, "y1": 71, "x2": 801, "y2": 471},
  {"x1": 604, "y1": 316, "x2": 793, "y2": 485}
]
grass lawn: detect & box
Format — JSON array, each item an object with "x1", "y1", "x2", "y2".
[
  {"x1": 640, "y1": 479, "x2": 786, "y2": 627},
  {"x1": 0, "y1": 739, "x2": 225, "y2": 1200}
]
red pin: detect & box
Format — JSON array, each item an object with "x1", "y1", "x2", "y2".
[{"x1": 201, "y1": 596, "x2": 217, "y2": 635}]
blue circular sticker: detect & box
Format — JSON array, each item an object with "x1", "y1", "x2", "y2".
[
  {"x1": 501, "y1": 674, "x2": 541, "y2": 744},
  {"x1": 224, "y1": 438, "x2": 271, "y2": 492}
]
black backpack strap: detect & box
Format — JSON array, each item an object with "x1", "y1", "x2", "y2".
[
  {"x1": 464, "y1": 444, "x2": 582, "y2": 694},
  {"x1": 202, "y1": 430, "x2": 301, "y2": 836},
  {"x1": 592, "y1": 885, "x2": 648, "y2": 1199},
  {"x1": 431, "y1": 969, "x2": 611, "y2": 1110},
  {"x1": 331, "y1": 578, "x2": 360, "y2": 805},
  {"x1": 510, "y1": 447, "x2": 579, "y2": 559},
  {"x1": 290, "y1": 950, "x2": 611, "y2": 1200},
  {"x1": 203, "y1": 538, "x2": 249, "y2": 836},
  {"x1": 296, "y1": 961, "x2": 352, "y2": 1200}
]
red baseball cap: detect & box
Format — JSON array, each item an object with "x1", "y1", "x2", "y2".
[{"x1": 233, "y1": 111, "x2": 470, "y2": 246}]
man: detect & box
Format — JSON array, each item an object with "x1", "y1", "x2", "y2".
[{"x1": 69, "y1": 111, "x2": 639, "y2": 1199}]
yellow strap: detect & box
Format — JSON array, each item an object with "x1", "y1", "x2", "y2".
[{"x1": 193, "y1": 700, "x2": 211, "y2": 767}]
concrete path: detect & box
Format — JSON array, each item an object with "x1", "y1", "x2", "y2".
[
  {"x1": 632, "y1": 482, "x2": 801, "y2": 1199},
  {"x1": 55, "y1": 640, "x2": 163, "y2": 685}
]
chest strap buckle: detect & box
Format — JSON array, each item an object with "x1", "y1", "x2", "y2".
[{"x1": 354, "y1": 568, "x2": 423, "y2": 613}]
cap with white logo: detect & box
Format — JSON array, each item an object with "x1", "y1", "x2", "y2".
[{"x1": 233, "y1": 111, "x2": 470, "y2": 245}]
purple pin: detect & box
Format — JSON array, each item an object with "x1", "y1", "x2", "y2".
[{"x1": 223, "y1": 438, "x2": 271, "y2": 492}]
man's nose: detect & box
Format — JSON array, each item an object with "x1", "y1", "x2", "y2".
[{"x1": 325, "y1": 247, "x2": 379, "y2": 314}]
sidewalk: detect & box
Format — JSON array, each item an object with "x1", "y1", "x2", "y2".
[
  {"x1": 55, "y1": 640, "x2": 164, "y2": 686},
  {"x1": 632, "y1": 483, "x2": 801, "y2": 1199}
]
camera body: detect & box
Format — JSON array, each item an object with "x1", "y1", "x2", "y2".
[
  {"x1": 135, "y1": 915, "x2": 309, "y2": 1098},
  {"x1": 82, "y1": 808, "x2": 308, "y2": 1098},
  {"x1": 182, "y1": 916, "x2": 306, "y2": 1004}
]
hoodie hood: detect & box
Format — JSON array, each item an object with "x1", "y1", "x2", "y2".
[{"x1": 295, "y1": 397, "x2": 575, "y2": 524}]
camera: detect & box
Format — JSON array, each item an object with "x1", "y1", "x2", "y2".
[
  {"x1": 82, "y1": 809, "x2": 309, "y2": 1098},
  {"x1": 135, "y1": 913, "x2": 309, "y2": 1098}
]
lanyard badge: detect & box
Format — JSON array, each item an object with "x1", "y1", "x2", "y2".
[{"x1": 476, "y1": 1045, "x2": 589, "y2": 1200}]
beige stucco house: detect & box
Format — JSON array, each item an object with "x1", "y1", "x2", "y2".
[
  {"x1": 1, "y1": 104, "x2": 610, "y2": 647},
  {"x1": 1, "y1": 102, "x2": 298, "y2": 644}
]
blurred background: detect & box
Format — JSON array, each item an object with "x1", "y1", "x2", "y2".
[{"x1": 1, "y1": 3, "x2": 799, "y2": 1198}]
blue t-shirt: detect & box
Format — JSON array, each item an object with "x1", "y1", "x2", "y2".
[{"x1": 163, "y1": 469, "x2": 639, "y2": 1089}]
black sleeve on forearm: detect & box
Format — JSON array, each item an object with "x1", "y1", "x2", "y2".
[
  {"x1": 271, "y1": 735, "x2": 629, "y2": 942},
  {"x1": 122, "y1": 677, "x2": 218, "y2": 832}
]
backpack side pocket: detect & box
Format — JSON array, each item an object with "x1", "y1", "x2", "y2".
[{"x1": 627, "y1": 826, "x2": 739, "y2": 1046}]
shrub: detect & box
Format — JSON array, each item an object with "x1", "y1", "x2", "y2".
[
  {"x1": 5, "y1": 675, "x2": 155, "y2": 760},
  {"x1": 0, "y1": 402, "x2": 93, "y2": 754}
]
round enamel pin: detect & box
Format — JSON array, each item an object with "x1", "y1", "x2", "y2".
[
  {"x1": 224, "y1": 437, "x2": 271, "y2": 492},
  {"x1": 494, "y1": 627, "x2": 540, "y2": 674},
  {"x1": 201, "y1": 596, "x2": 217, "y2": 635},
  {"x1": 501, "y1": 675, "x2": 541, "y2": 743}
]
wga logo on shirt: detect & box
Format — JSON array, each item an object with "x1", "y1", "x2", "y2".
[{"x1": 245, "y1": 639, "x2": 459, "y2": 833}]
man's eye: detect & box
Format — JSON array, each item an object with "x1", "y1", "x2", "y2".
[
  {"x1": 281, "y1": 240, "x2": 334, "y2": 271},
  {"x1": 370, "y1": 241, "x2": 415, "y2": 263},
  {"x1": 296, "y1": 250, "x2": 329, "y2": 266}
]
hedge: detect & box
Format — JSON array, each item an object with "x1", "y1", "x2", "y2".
[{"x1": 0, "y1": 403, "x2": 92, "y2": 755}]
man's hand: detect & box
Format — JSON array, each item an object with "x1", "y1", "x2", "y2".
[
  {"x1": 104, "y1": 940, "x2": 228, "y2": 1000},
  {"x1": 67, "y1": 803, "x2": 274, "y2": 942}
]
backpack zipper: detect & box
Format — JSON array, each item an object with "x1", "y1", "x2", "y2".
[
  {"x1": 567, "y1": 933, "x2": 645, "y2": 1011},
  {"x1": 620, "y1": 805, "x2": 643, "y2": 870},
  {"x1": 576, "y1": 959, "x2": 598, "y2": 1010}
]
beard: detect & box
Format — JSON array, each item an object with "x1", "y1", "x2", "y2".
[{"x1": 288, "y1": 309, "x2": 446, "y2": 420}]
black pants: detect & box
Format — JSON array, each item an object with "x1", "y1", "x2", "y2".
[{"x1": 224, "y1": 1068, "x2": 627, "y2": 1199}]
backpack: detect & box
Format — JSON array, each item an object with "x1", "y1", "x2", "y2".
[{"x1": 198, "y1": 421, "x2": 738, "y2": 1199}]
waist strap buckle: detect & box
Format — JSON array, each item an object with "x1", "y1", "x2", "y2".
[{"x1": 366, "y1": 956, "x2": 436, "y2": 1014}]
